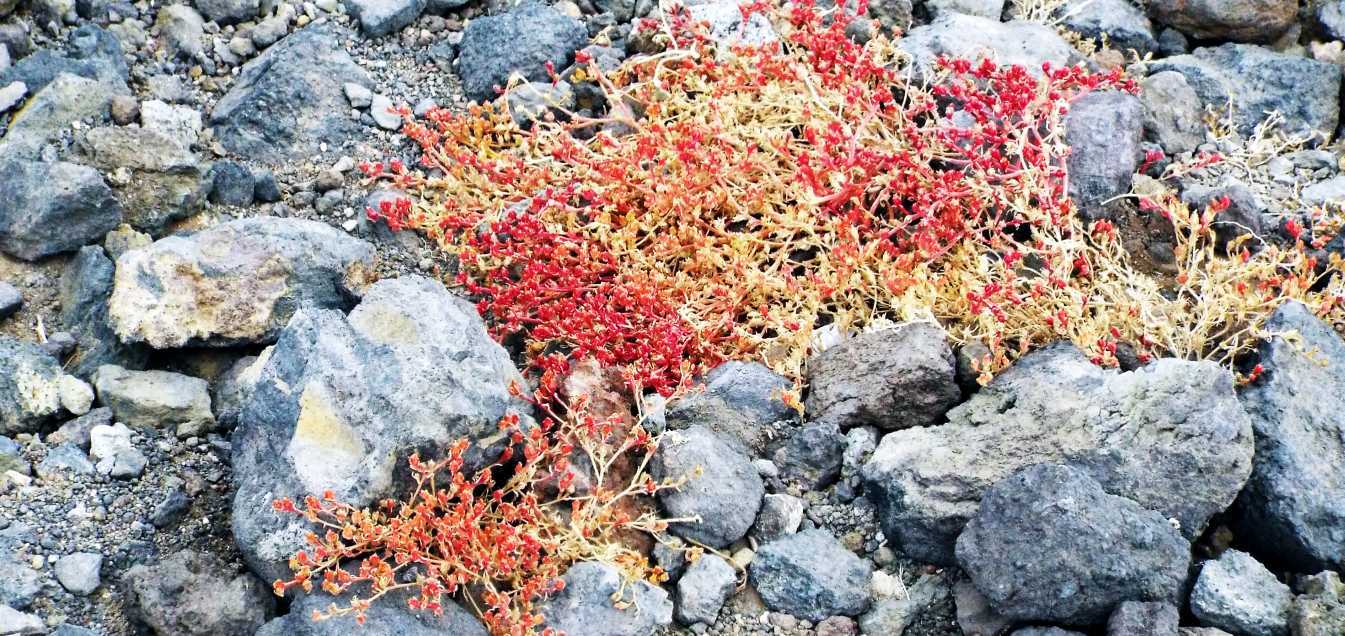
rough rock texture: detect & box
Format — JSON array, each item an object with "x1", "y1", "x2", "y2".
[
  {"x1": 862, "y1": 343, "x2": 1253, "y2": 564},
  {"x1": 772, "y1": 422, "x2": 846, "y2": 489},
  {"x1": 231, "y1": 276, "x2": 532, "y2": 584},
  {"x1": 1107, "y1": 601, "x2": 1180, "y2": 635},
  {"x1": 456, "y1": 2, "x2": 588, "y2": 102},
  {"x1": 665, "y1": 361, "x2": 795, "y2": 455},
  {"x1": 651, "y1": 425, "x2": 765, "y2": 548},
  {"x1": 53, "y1": 553, "x2": 101, "y2": 596},
  {"x1": 122, "y1": 550, "x2": 274, "y2": 636},
  {"x1": 1189, "y1": 550, "x2": 1291, "y2": 636},
  {"x1": 956, "y1": 464, "x2": 1191, "y2": 626},
  {"x1": 256, "y1": 587, "x2": 487, "y2": 635},
  {"x1": 1059, "y1": 0, "x2": 1156, "y2": 55},
  {"x1": 1233, "y1": 301, "x2": 1345, "y2": 572},
  {"x1": 91, "y1": 365, "x2": 215, "y2": 436},
  {"x1": 0, "y1": 25, "x2": 127, "y2": 94},
  {"x1": 60, "y1": 246, "x2": 149, "y2": 379},
  {"x1": 805, "y1": 322, "x2": 959, "y2": 431},
  {"x1": 0, "y1": 160, "x2": 122, "y2": 261},
  {"x1": 899, "y1": 14, "x2": 1079, "y2": 78},
  {"x1": 75, "y1": 126, "x2": 209, "y2": 235},
  {"x1": 537, "y1": 561, "x2": 673, "y2": 636},
  {"x1": 675, "y1": 553, "x2": 736, "y2": 625},
  {"x1": 1148, "y1": 45, "x2": 1342, "y2": 141},
  {"x1": 1139, "y1": 71, "x2": 1206, "y2": 156},
  {"x1": 344, "y1": 0, "x2": 427, "y2": 37},
  {"x1": 1289, "y1": 572, "x2": 1345, "y2": 636},
  {"x1": 1066, "y1": 90, "x2": 1144, "y2": 220},
  {"x1": 108, "y1": 217, "x2": 375, "y2": 349},
  {"x1": 0, "y1": 73, "x2": 126, "y2": 160},
  {"x1": 194, "y1": 0, "x2": 259, "y2": 24},
  {"x1": 860, "y1": 573, "x2": 950, "y2": 635},
  {"x1": 751, "y1": 529, "x2": 873, "y2": 621},
  {"x1": 751, "y1": 493, "x2": 805, "y2": 544},
  {"x1": 1147, "y1": 0, "x2": 1295, "y2": 43},
  {"x1": 0, "y1": 337, "x2": 68, "y2": 435},
  {"x1": 211, "y1": 24, "x2": 373, "y2": 160}
]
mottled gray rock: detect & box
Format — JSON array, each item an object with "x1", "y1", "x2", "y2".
[
  {"x1": 54, "y1": 552, "x2": 101, "y2": 595},
  {"x1": 0, "y1": 437, "x2": 23, "y2": 476},
  {"x1": 0, "y1": 25, "x2": 127, "y2": 95},
  {"x1": 1181, "y1": 180, "x2": 1267, "y2": 249},
  {"x1": 208, "y1": 161, "x2": 255, "y2": 207},
  {"x1": 212, "y1": 24, "x2": 372, "y2": 161},
  {"x1": 863, "y1": 343, "x2": 1253, "y2": 564},
  {"x1": 1140, "y1": 71, "x2": 1205, "y2": 156},
  {"x1": 0, "y1": 338, "x2": 68, "y2": 435},
  {"x1": 194, "y1": 0, "x2": 259, "y2": 24},
  {"x1": 0, "y1": 606, "x2": 44, "y2": 635},
  {"x1": 772, "y1": 422, "x2": 845, "y2": 489},
  {"x1": 1107, "y1": 601, "x2": 1179, "y2": 635},
  {"x1": 1233, "y1": 301, "x2": 1345, "y2": 572},
  {"x1": 751, "y1": 529, "x2": 873, "y2": 621},
  {"x1": 652, "y1": 425, "x2": 765, "y2": 548},
  {"x1": 506, "y1": 80, "x2": 575, "y2": 128},
  {"x1": 1011, "y1": 629, "x2": 1085, "y2": 636},
  {"x1": 0, "y1": 81, "x2": 24, "y2": 114},
  {"x1": 0, "y1": 160, "x2": 121, "y2": 261},
  {"x1": 1190, "y1": 550, "x2": 1290, "y2": 636},
  {"x1": 344, "y1": 0, "x2": 426, "y2": 37},
  {"x1": 1066, "y1": 90, "x2": 1144, "y2": 220},
  {"x1": 1059, "y1": 0, "x2": 1156, "y2": 54},
  {"x1": 1148, "y1": 0, "x2": 1295, "y2": 43},
  {"x1": 676, "y1": 553, "x2": 736, "y2": 625},
  {"x1": 123, "y1": 550, "x2": 274, "y2": 636},
  {"x1": 0, "y1": 558, "x2": 40, "y2": 610},
  {"x1": 92, "y1": 365, "x2": 214, "y2": 436},
  {"x1": 140, "y1": 99, "x2": 203, "y2": 150},
  {"x1": 61, "y1": 247, "x2": 148, "y2": 379},
  {"x1": 36, "y1": 443, "x2": 96, "y2": 479},
  {"x1": 456, "y1": 2, "x2": 587, "y2": 102},
  {"x1": 1302, "y1": 175, "x2": 1345, "y2": 209},
  {"x1": 369, "y1": 93, "x2": 401, "y2": 130},
  {"x1": 47, "y1": 408, "x2": 112, "y2": 449},
  {"x1": 537, "y1": 561, "x2": 673, "y2": 635},
  {"x1": 956, "y1": 464, "x2": 1191, "y2": 626},
  {"x1": 258, "y1": 586, "x2": 487, "y2": 636},
  {"x1": 859, "y1": 573, "x2": 950, "y2": 635},
  {"x1": 751, "y1": 493, "x2": 805, "y2": 545},
  {"x1": 1289, "y1": 571, "x2": 1345, "y2": 636},
  {"x1": 0, "y1": 72, "x2": 126, "y2": 161},
  {"x1": 899, "y1": 15, "x2": 1079, "y2": 78},
  {"x1": 231, "y1": 276, "x2": 531, "y2": 584},
  {"x1": 685, "y1": 0, "x2": 777, "y2": 46},
  {"x1": 1320, "y1": 1, "x2": 1345, "y2": 40},
  {"x1": 156, "y1": 4, "x2": 206, "y2": 58},
  {"x1": 89, "y1": 422, "x2": 145, "y2": 479},
  {"x1": 76, "y1": 127, "x2": 208, "y2": 236},
  {"x1": 108, "y1": 217, "x2": 375, "y2": 349},
  {"x1": 1149, "y1": 45, "x2": 1342, "y2": 141},
  {"x1": 806, "y1": 322, "x2": 958, "y2": 431},
  {"x1": 922, "y1": 0, "x2": 1004, "y2": 18},
  {"x1": 212, "y1": 355, "x2": 259, "y2": 430},
  {"x1": 0, "y1": 283, "x2": 20, "y2": 320},
  {"x1": 666, "y1": 361, "x2": 795, "y2": 455}
]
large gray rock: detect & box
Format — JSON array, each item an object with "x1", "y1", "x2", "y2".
[
  {"x1": 92, "y1": 365, "x2": 214, "y2": 436},
  {"x1": 674, "y1": 553, "x2": 736, "y2": 625},
  {"x1": 1148, "y1": 45, "x2": 1342, "y2": 141},
  {"x1": 1147, "y1": 0, "x2": 1295, "y2": 43},
  {"x1": 1059, "y1": 0, "x2": 1156, "y2": 55},
  {"x1": 108, "y1": 217, "x2": 375, "y2": 349},
  {"x1": 1107, "y1": 601, "x2": 1179, "y2": 635},
  {"x1": 1, "y1": 337, "x2": 68, "y2": 435},
  {"x1": 156, "y1": 4, "x2": 206, "y2": 58},
  {"x1": 956, "y1": 464, "x2": 1191, "y2": 626},
  {"x1": 230, "y1": 276, "x2": 532, "y2": 584},
  {"x1": 0, "y1": 73, "x2": 127, "y2": 161},
  {"x1": 1140, "y1": 71, "x2": 1206, "y2": 156},
  {"x1": 60, "y1": 246, "x2": 149, "y2": 379},
  {"x1": 1189, "y1": 550, "x2": 1291, "y2": 636},
  {"x1": 862, "y1": 343, "x2": 1253, "y2": 564},
  {"x1": 651, "y1": 425, "x2": 765, "y2": 548},
  {"x1": 344, "y1": 0, "x2": 426, "y2": 37},
  {"x1": 257, "y1": 586, "x2": 487, "y2": 635},
  {"x1": 0, "y1": 25, "x2": 127, "y2": 95},
  {"x1": 0, "y1": 160, "x2": 122, "y2": 261},
  {"x1": 54, "y1": 552, "x2": 101, "y2": 596},
  {"x1": 537, "y1": 561, "x2": 673, "y2": 635},
  {"x1": 1233, "y1": 301, "x2": 1345, "y2": 572},
  {"x1": 1066, "y1": 90, "x2": 1144, "y2": 220},
  {"x1": 666, "y1": 361, "x2": 795, "y2": 455},
  {"x1": 75, "y1": 127, "x2": 210, "y2": 236},
  {"x1": 211, "y1": 24, "x2": 373, "y2": 161},
  {"x1": 194, "y1": 0, "x2": 259, "y2": 24},
  {"x1": 122, "y1": 550, "x2": 275, "y2": 636},
  {"x1": 899, "y1": 14, "x2": 1079, "y2": 78},
  {"x1": 750, "y1": 529, "x2": 873, "y2": 621},
  {"x1": 805, "y1": 322, "x2": 959, "y2": 431},
  {"x1": 456, "y1": 2, "x2": 587, "y2": 102}
]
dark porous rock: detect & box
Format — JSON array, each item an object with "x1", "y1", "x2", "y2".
[
  {"x1": 253, "y1": 170, "x2": 282, "y2": 203},
  {"x1": 1181, "y1": 180, "x2": 1267, "y2": 249},
  {"x1": 211, "y1": 24, "x2": 373, "y2": 161},
  {"x1": 0, "y1": 282, "x2": 21, "y2": 320},
  {"x1": 1107, "y1": 601, "x2": 1179, "y2": 635},
  {"x1": 1289, "y1": 571, "x2": 1345, "y2": 636},
  {"x1": 675, "y1": 553, "x2": 736, "y2": 625},
  {"x1": 750, "y1": 528, "x2": 873, "y2": 622},
  {"x1": 1189, "y1": 550, "x2": 1291, "y2": 636},
  {"x1": 1148, "y1": 0, "x2": 1294, "y2": 43},
  {"x1": 344, "y1": 0, "x2": 427, "y2": 37},
  {"x1": 899, "y1": 14, "x2": 1079, "y2": 79},
  {"x1": 122, "y1": 550, "x2": 275, "y2": 636},
  {"x1": 1140, "y1": 71, "x2": 1206, "y2": 156},
  {"x1": 537, "y1": 561, "x2": 673, "y2": 636},
  {"x1": 456, "y1": 2, "x2": 587, "y2": 103},
  {"x1": 1148, "y1": 45, "x2": 1342, "y2": 141},
  {"x1": 0, "y1": 337, "x2": 69, "y2": 435},
  {"x1": 652, "y1": 425, "x2": 765, "y2": 549},
  {"x1": 0, "y1": 160, "x2": 122, "y2": 261},
  {"x1": 1059, "y1": 0, "x2": 1156, "y2": 55},
  {"x1": 1066, "y1": 90, "x2": 1144, "y2": 220},
  {"x1": 863, "y1": 343, "x2": 1253, "y2": 565},
  {"x1": 60, "y1": 246, "x2": 149, "y2": 378},
  {"x1": 805, "y1": 322, "x2": 959, "y2": 431},
  {"x1": 258, "y1": 586, "x2": 487, "y2": 635},
  {"x1": 1233, "y1": 301, "x2": 1345, "y2": 573},
  {"x1": 956, "y1": 464, "x2": 1191, "y2": 626},
  {"x1": 92, "y1": 365, "x2": 214, "y2": 436},
  {"x1": 772, "y1": 421, "x2": 846, "y2": 489},
  {"x1": 666, "y1": 361, "x2": 795, "y2": 456},
  {"x1": 108, "y1": 217, "x2": 375, "y2": 349},
  {"x1": 194, "y1": 0, "x2": 259, "y2": 24},
  {"x1": 231, "y1": 276, "x2": 532, "y2": 584},
  {"x1": 208, "y1": 160, "x2": 256, "y2": 207},
  {"x1": 0, "y1": 25, "x2": 127, "y2": 94}
]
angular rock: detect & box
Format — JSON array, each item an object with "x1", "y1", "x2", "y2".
[
  {"x1": 537, "y1": 561, "x2": 673, "y2": 636},
  {"x1": 47, "y1": 407, "x2": 112, "y2": 449},
  {"x1": 156, "y1": 4, "x2": 206, "y2": 59},
  {"x1": 213, "y1": 355, "x2": 260, "y2": 430},
  {"x1": 0, "y1": 25, "x2": 127, "y2": 95},
  {"x1": 684, "y1": 0, "x2": 777, "y2": 46},
  {"x1": 1321, "y1": 1, "x2": 1345, "y2": 41},
  {"x1": 863, "y1": 343, "x2": 1253, "y2": 564},
  {"x1": 0, "y1": 73, "x2": 125, "y2": 161},
  {"x1": 0, "y1": 283, "x2": 21, "y2": 320},
  {"x1": 751, "y1": 493, "x2": 804, "y2": 544},
  {"x1": 1107, "y1": 601, "x2": 1180, "y2": 635},
  {"x1": 140, "y1": 100, "x2": 203, "y2": 150},
  {"x1": 108, "y1": 217, "x2": 374, "y2": 349},
  {"x1": 1140, "y1": 71, "x2": 1206, "y2": 156},
  {"x1": 92, "y1": 365, "x2": 214, "y2": 436},
  {"x1": 1066, "y1": 90, "x2": 1144, "y2": 220},
  {"x1": 1301, "y1": 175, "x2": 1345, "y2": 209},
  {"x1": 344, "y1": 0, "x2": 427, "y2": 37},
  {"x1": 652, "y1": 425, "x2": 765, "y2": 549},
  {"x1": 195, "y1": 0, "x2": 259, "y2": 24},
  {"x1": 0, "y1": 337, "x2": 68, "y2": 435},
  {"x1": 1059, "y1": 0, "x2": 1156, "y2": 55},
  {"x1": 89, "y1": 422, "x2": 145, "y2": 478},
  {"x1": 54, "y1": 552, "x2": 101, "y2": 596},
  {"x1": 76, "y1": 126, "x2": 209, "y2": 235},
  {"x1": 231, "y1": 276, "x2": 531, "y2": 583},
  {"x1": 1011, "y1": 629, "x2": 1085, "y2": 636},
  {"x1": 954, "y1": 578, "x2": 1013, "y2": 636},
  {"x1": 859, "y1": 573, "x2": 950, "y2": 635},
  {"x1": 1148, "y1": 0, "x2": 1295, "y2": 43},
  {"x1": 505, "y1": 80, "x2": 575, "y2": 128},
  {"x1": 369, "y1": 93, "x2": 401, "y2": 130},
  {"x1": 456, "y1": 2, "x2": 587, "y2": 102},
  {"x1": 923, "y1": 0, "x2": 1004, "y2": 18},
  {"x1": 36, "y1": 443, "x2": 96, "y2": 479},
  {"x1": 1189, "y1": 550, "x2": 1291, "y2": 636},
  {"x1": 208, "y1": 161, "x2": 255, "y2": 207},
  {"x1": 956, "y1": 464, "x2": 1191, "y2": 626},
  {"x1": 257, "y1": 586, "x2": 487, "y2": 635},
  {"x1": 676, "y1": 553, "x2": 736, "y2": 625},
  {"x1": 899, "y1": 15, "x2": 1079, "y2": 78},
  {"x1": 61, "y1": 247, "x2": 149, "y2": 378},
  {"x1": 1289, "y1": 571, "x2": 1345, "y2": 636},
  {"x1": 0, "y1": 160, "x2": 122, "y2": 261},
  {"x1": 211, "y1": 24, "x2": 373, "y2": 161},
  {"x1": 0, "y1": 81, "x2": 25, "y2": 114},
  {"x1": 772, "y1": 422, "x2": 845, "y2": 489},
  {"x1": 1181, "y1": 180, "x2": 1267, "y2": 249},
  {"x1": 806, "y1": 322, "x2": 959, "y2": 431},
  {"x1": 666, "y1": 361, "x2": 795, "y2": 455},
  {"x1": 0, "y1": 606, "x2": 44, "y2": 635},
  {"x1": 123, "y1": 550, "x2": 274, "y2": 636},
  {"x1": 750, "y1": 529, "x2": 873, "y2": 621}
]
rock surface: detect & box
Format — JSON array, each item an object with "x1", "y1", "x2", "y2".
[
  {"x1": 1066, "y1": 90, "x2": 1144, "y2": 220},
  {"x1": 1139, "y1": 71, "x2": 1207, "y2": 156},
  {"x1": 0, "y1": 160, "x2": 122, "y2": 261},
  {"x1": 456, "y1": 2, "x2": 588, "y2": 102},
  {"x1": 75, "y1": 126, "x2": 209, "y2": 235},
  {"x1": 257, "y1": 587, "x2": 487, "y2": 635},
  {"x1": 665, "y1": 361, "x2": 795, "y2": 455},
  {"x1": 0, "y1": 337, "x2": 68, "y2": 435},
  {"x1": 61, "y1": 246, "x2": 149, "y2": 378},
  {"x1": 91, "y1": 365, "x2": 214, "y2": 436},
  {"x1": 1147, "y1": 0, "x2": 1296, "y2": 43},
  {"x1": 652, "y1": 425, "x2": 765, "y2": 548},
  {"x1": 1189, "y1": 550, "x2": 1291, "y2": 636},
  {"x1": 675, "y1": 553, "x2": 736, "y2": 625},
  {"x1": 122, "y1": 550, "x2": 275, "y2": 636},
  {"x1": 899, "y1": 14, "x2": 1078, "y2": 78},
  {"x1": 537, "y1": 561, "x2": 673, "y2": 636},
  {"x1": 750, "y1": 529, "x2": 873, "y2": 622}
]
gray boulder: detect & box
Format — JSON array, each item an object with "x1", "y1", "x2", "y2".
[
  {"x1": 772, "y1": 422, "x2": 846, "y2": 489},
  {"x1": 1289, "y1": 571, "x2": 1345, "y2": 636},
  {"x1": 675, "y1": 553, "x2": 736, "y2": 625},
  {"x1": 212, "y1": 355, "x2": 260, "y2": 430},
  {"x1": 0, "y1": 160, "x2": 122, "y2": 261},
  {"x1": 1107, "y1": 601, "x2": 1179, "y2": 635},
  {"x1": 1140, "y1": 71, "x2": 1206, "y2": 156},
  {"x1": 1148, "y1": 45, "x2": 1342, "y2": 141},
  {"x1": 157, "y1": 5, "x2": 206, "y2": 58},
  {"x1": 1066, "y1": 90, "x2": 1144, "y2": 220},
  {"x1": 108, "y1": 217, "x2": 375, "y2": 349},
  {"x1": 805, "y1": 322, "x2": 959, "y2": 431},
  {"x1": 1189, "y1": 550, "x2": 1291, "y2": 636},
  {"x1": 76, "y1": 127, "x2": 209, "y2": 235},
  {"x1": 750, "y1": 528, "x2": 873, "y2": 621},
  {"x1": 0, "y1": 283, "x2": 20, "y2": 320},
  {"x1": 36, "y1": 443, "x2": 96, "y2": 479},
  {"x1": 211, "y1": 24, "x2": 373, "y2": 161},
  {"x1": 194, "y1": 0, "x2": 259, "y2": 24},
  {"x1": 0, "y1": 25, "x2": 127, "y2": 94},
  {"x1": 684, "y1": 0, "x2": 777, "y2": 46},
  {"x1": 862, "y1": 343, "x2": 1253, "y2": 565},
  {"x1": 122, "y1": 550, "x2": 275, "y2": 636},
  {"x1": 1233, "y1": 301, "x2": 1345, "y2": 572},
  {"x1": 456, "y1": 2, "x2": 587, "y2": 102},
  {"x1": 54, "y1": 552, "x2": 101, "y2": 596},
  {"x1": 0, "y1": 606, "x2": 43, "y2": 635},
  {"x1": 537, "y1": 561, "x2": 673, "y2": 635},
  {"x1": 91, "y1": 365, "x2": 214, "y2": 436},
  {"x1": 344, "y1": 0, "x2": 427, "y2": 37},
  {"x1": 666, "y1": 361, "x2": 795, "y2": 455},
  {"x1": 60, "y1": 246, "x2": 149, "y2": 379},
  {"x1": 956, "y1": 464, "x2": 1191, "y2": 626},
  {"x1": 0, "y1": 337, "x2": 68, "y2": 435},
  {"x1": 258, "y1": 586, "x2": 487, "y2": 635},
  {"x1": 1059, "y1": 0, "x2": 1156, "y2": 55},
  {"x1": 0, "y1": 73, "x2": 127, "y2": 161},
  {"x1": 922, "y1": 0, "x2": 1004, "y2": 18},
  {"x1": 230, "y1": 276, "x2": 531, "y2": 584},
  {"x1": 1147, "y1": 0, "x2": 1295, "y2": 43},
  {"x1": 652, "y1": 425, "x2": 765, "y2": 548},
  {"x1": 899, "y1": 14, "x2": 1079, "y2": 78}
]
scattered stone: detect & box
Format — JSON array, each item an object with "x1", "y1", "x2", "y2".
[
  {"x1": 253, "y1": 170, "x2": 282, "y2": 203},
  {"x1": 1182, "y1": 180, "x2": 1267, "y2": 249},
  {"x1": 0, "y1": 606, "x2": 44, "y2": 635},
  {"x1": 899, "y1": 14, "x2": 1079, "y2": 78},
  {"x1": 772, "y1": 422, "x2": 846, "y2": 489},
  {"x1": 140, "y1": 99, "x2": 203, "y2": 150},
  {"x1": 104, "y1": 225, "x2": 152, "y2": 261},
  {"x1": 0, "y1": 160, "x2": 122, "y2": 261},
  {"x1": 682, "y1": 0, "x2": 777, "y2": 47},
  {"x1": 89, "y1": 421, "x2": 145, "y2": 478},
  {"x1": 150, "y1": 488, "x2": 191, "y2": 528},
  {"x1": 652, "y1": 425, "x2": 765, "y2": 548},
  {"x1": 208, "y1": 161, "x2": 256, "y2": 206},
  {"x1": 1107, "y1": 601, "x2": 1180, "y2": 635},
  {"x1": 0, "y1": 25, "x2": 128, "y2": 95},
  {"x1": 0, "y1": 337, "x2": 67, "y2": 435},
  {"x1": 751, "y1": 493, "x2": 805, "y2": 545},
  {"x1": 92, "y1": 365, "x2": 215, "y2": 436},
  {"x1": 123, "y1": 550, "x2": 274, "y2": 636},
  {"x1": 345, "y1": 0, "x2": 426, "y2": 37},
  {"x1": 1189, "y1": 550, "x2": 1291, "y2": 636},
  {"x1": 666, "y1": 361, "x2": 794, "y2": 455},
  {"x1": 923, "y1": 0, "x2": 1004, "y2": 17},
  {"x1": 54, "y1": 552, "x2": 101, "y2": 596},
  {"x1": 0, "y1": 73, "x2": 125, "y2": 161},
  {"x1": 0, "y1": 283, "x2": 21, "y2": 320},
  {"x1": 1066, "y1": 90, "x2": 1144, "y2": 220},
  {"x1": 676, "y1": 553, "x2": 736, "y2": 625},
  {"x1": 35, "y1": 443, "x2": 96, "y2": 479},
  {"x1": 751, "y1": 529, "x2": 873, "y2": 621},
  {"x1": 1139, "y1": 71, "x2": 1205, "y2": 155},
  {"x1": 1148, "y1": 0, "x2": 1295, "y2": 43},
  {"x1": 46, "y1": 408, "x2": 112, "y2": 449},
  {"x1": 369, "y1": 93, "x2": 401, "y2": 130},
  {"x1": 456, "y1": 2, "x2": 587, "y2": 102},
  {"x1": 1302, "y1": 175, "x2": 1345, "y2": 209},
  {"x1": 57, "y1": 375, "x2": 94, "y2": 416},
  {"x1": 505, "y1": 80, "x2": 574, "y2": 128},
  {"x1": 0, "y1": 80, "x2": 24, "y2": 113},
  {"x1": 344, "y1": 82, "x2": 373, "y2": 108},
  {"x1": 537, "y1": 561, "x2": 673, "y2": 635},
  {"x1": 0, "y1": 437, "x2": 24, "y2": 476},
  {"x1": 75, "y1": 127, "x2": 209, "y2": 235}
]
